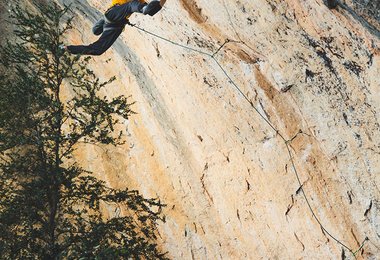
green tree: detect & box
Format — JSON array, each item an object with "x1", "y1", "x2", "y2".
[{"x1": 0, "y1": 2, "x2": 166, "y2": 259}]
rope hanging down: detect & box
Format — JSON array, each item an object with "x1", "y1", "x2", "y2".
[{"x1": 126, "y1": 22, "x2": 368, "y2": 257}]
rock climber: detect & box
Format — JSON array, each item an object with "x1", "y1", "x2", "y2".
[{"x1": 61, "y1": 0, "x2": 166, "y2": 55}]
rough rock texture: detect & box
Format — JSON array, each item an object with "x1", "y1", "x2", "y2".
[
  {"x1": 4, "y1": 0, "x2": 380, "y2": 258},
  {"x1": 344, "y1": 0, "x2": 380, "y2": 32}
]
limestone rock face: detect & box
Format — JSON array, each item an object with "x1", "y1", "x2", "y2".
[{"x1": 8, "y1": 0, "x2": 380, "y2": 258}]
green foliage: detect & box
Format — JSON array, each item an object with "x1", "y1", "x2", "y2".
[{"x1": 0, "y1": 2, "x2": 166, "y2": 259}]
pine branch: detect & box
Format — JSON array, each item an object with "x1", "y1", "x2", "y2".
[{"x1": 0, "y1": 2, "x2": 166, "y2": 259}]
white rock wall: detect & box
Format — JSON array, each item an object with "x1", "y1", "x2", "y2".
[{"x1": 35, "y1": 0, "x2": 380, "y2": 258}]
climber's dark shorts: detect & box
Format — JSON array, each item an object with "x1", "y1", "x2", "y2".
[{"x1": 67, "y1": 0, "x2": 144, "y2": 56}]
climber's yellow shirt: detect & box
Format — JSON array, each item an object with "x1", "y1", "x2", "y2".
[{"x1": 110, "y1": 0, "x2": 146, "y2": 8}]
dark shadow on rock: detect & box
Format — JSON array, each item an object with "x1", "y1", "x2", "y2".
[
  {"x1": 336, "y1": 1, "x2": 380, "y2": 39},
  {"x1": 323, "y1": 0, "x2": 379, "y2": 39}
]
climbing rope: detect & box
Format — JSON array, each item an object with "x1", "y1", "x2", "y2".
[{"x1": 127, "y1": 22, "x2": 368, "y2": 257}]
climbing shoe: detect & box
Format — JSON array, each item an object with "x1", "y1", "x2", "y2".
[
  {"x1": 92, "y1": 18, "x2": 105, "y2": 35},
  {"x1": 58, "y1": 44, "x2": 67, "y2": 55},
  {"x1": 142, "y1": 0, "x2": 162, "y2": 16}
]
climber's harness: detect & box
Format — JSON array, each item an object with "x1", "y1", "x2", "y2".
[{"x1": 103, "y1": 5, "x2": 130, "y2": 32}]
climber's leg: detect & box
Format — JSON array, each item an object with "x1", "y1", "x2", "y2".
[
  {"x1": 92, "y1": 18, "x2": 105, "y2": 36},
  {"x1": 105, "y1": 0, "x2": 146, "y2": 23},
  {"x1": 66, "y1": 27, "x2": 123, "y2": 56}
]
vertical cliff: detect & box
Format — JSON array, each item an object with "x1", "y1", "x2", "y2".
[{"x1": 4, "y1": 0, "x2": 379, "y2": 258}]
